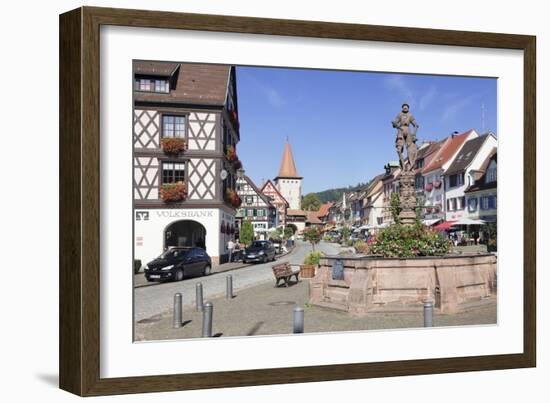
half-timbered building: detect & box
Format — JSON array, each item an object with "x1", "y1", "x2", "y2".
[
  {"x1": 133, "y1": 61, "x2": 242, "y2": 265},
  {"x1": 235, "y1": 174, "x2": 277, "y2": 240},
  {"x1": 260, "y1": 179, "x2": 289, "y2": 227}
]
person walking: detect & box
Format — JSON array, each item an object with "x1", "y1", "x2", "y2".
[{"x1": 227, "y1": 239, "x2": 235, "y2": 263}]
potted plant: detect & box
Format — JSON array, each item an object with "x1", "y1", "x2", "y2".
[
  {"x1": 160, "y1": 137, "x2": 187, "y2": 154},
  {"x1": 225, "y1": 188, "x2": 242, "y2": 208},
  {"x1": 225, "y1": 145, "x2": 238, "y2": 162},
  {"x1": 301, "y1": 251, "x2": 322, "y2": 278},
  {"x1": 159, "y1": 181, "x2": 187, "y2": 202}
]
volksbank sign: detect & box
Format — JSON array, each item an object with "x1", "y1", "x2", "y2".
[{"x1": 135, "y1": 210, "x2": 215, "y2": 221}]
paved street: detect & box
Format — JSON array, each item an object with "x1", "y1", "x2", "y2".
[
  {"x1": 135, "y1": 272, "x2": 497, "y2": 341},
  {"x1": 134, "y1": 240, "x2": 340, "y2": 322}
]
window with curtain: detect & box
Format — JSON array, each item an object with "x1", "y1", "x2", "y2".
[{"x1": 162, "y1": 115, "x2": 185, "y2": 138}]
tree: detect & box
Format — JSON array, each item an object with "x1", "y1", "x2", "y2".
[
  {"x1": 239, "y1": 220, "x2": 254, "y2": 246},
  {"x1": 303, "y1": 227, "x2": 322, "y2": 251},
  {"x1": 301, "y1": 193, "x2": 321, "y2": 211},
  {"x1": 268, "y1": 226, "x2": 293, "y2": 242},
  {"x1": 390, "y1": 192, "x2": 402, "y2": 224}
]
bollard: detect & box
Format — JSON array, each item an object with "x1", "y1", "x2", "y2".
[
  {"x1": 173, "y1": 293, "x2": 183, "y2": 328},
  {"x1": 202, "y1": 302, "x2": 213, "y2": 337},
  {"x1": 424, "y1": 300, "x2": 434, "y2": 327},
  {"x1": 226, "y1": 274, "x2": 234, "y2": 299},
  {"x1": 196, "y1": 282, "x2": 204, "y2": 312},
  {"x1": 293, "y1": 306, "x2": 304, "y2": 334}
]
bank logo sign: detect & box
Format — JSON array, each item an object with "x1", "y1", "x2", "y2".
[{"x1": 135, "y1": 211, "x2": 149, "y2": 221}]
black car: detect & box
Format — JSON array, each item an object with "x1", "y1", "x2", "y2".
[
  {"x1": 144, "y1": 247, "x2": 212, "y2": 282},
  {"x1": 243, "y1": 240, "x2": 276, "y2": 264}
]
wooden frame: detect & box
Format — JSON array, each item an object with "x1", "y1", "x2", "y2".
[{"x1": 59, "y1": 6, "x2": 536, "y2": 396}]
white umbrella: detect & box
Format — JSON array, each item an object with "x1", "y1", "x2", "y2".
[{"x1": 452, "y1": 218, "x2": 486, "y2": 226}]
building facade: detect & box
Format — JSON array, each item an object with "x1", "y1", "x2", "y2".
[
  {"x1": 260, "y1": 179, "x2": 289, "y2": 227},
  {"x1": 444, "y1": 133, "x2": 497, "y2": 221},
  {"x1": 420, "y1": 130, "x2": 477, "y2": 222},
  {"x1": 235, "y1": 174, "x2": 277, "y2": 239},
  {"x1": 464, "y1": 151, "x2": 497, "y2": 223},
  {"x1": 133, "y1": 62, "x2": 241, "y2": 266}
]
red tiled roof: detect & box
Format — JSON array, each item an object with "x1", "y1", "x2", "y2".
[
  {"x1": 306, "y1": 211, "x2": 323, "y2": 224},
  {"x1": 287, "y1": 209, "x2": 307, "y2": 217},
  {"x1": 316, "y1": 202, "x2": 334, "y2": 218},
  {"x1": 422, "y1": 130, "x2": 475, "y2": 173}
]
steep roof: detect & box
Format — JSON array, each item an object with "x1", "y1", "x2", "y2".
[
  {"x1": 275, "y1": 142, "x2": 301, "y2": 179},
  {"x1": 465, "y1": 151, "x2": 497, "y2": 193},
  {"x1": 317, "y1": 202, "x2": 334, "y2": 218},
  {"x1": 260, "y1": 179, "x2": 289, "y2": 206},
  {"x1": 243, "y1": 176, "x2": 275, "y2": 207},
  {"x1": 306, "y1": 211, "x2": 323, "y2": 224},
  {"x1": 134, "y1": 61, "x2": 231, "y2": 106},
  {"x1": 422, "y1": 130, "x2": 475, "y2": 173},
  {"x1": 445, "y1": 134, "x2": 491, "y2": 175}
]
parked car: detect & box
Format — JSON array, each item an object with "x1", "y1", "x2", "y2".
[
  {"x1": 143, "y1": 247, "x2": 212, "y2": 282},
  {"x1": 243, "y1": 240, "x2": 277, "y2": 264}
]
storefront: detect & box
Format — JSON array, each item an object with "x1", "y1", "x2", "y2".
[{"x1": 134, "y1": 208, "x2": 235, "y2": 266}]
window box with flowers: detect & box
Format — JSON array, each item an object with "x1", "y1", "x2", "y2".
[
  {"x1": 160, "y1": 181, "x2": 187, "y2": 202},
  {"x1": 225, "y1": 188, "x2": 242, "y2": 208},
  {"x1": 225, "y1": 145, "x2": 238, "y2": 163},
  {"x1": 161, "y1": 137, "x2": 187, "y2": 155},
  {"x1": 229, "y1": 110, "x2": 240, "y2": 131}
]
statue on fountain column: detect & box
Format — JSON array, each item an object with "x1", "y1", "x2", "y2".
[
  {"x1": 391, "y1": 103, "x2": 419, "y2": 225},
  {"x1": 392, "y1": 103, "x2": 419, "y2": 172}
]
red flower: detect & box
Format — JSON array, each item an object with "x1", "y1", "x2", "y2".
[
  {"x1": 160, "y1": 182, "x2": 187, "y2": 202},
  {"x1": 161, "y1": 137, "x2": 187, "y2": 154}
]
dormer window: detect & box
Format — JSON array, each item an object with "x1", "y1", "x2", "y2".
[{"x1": 135, "y1": 76, "x2": 169, "y2": 93}]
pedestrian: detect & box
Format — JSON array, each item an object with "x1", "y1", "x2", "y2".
[{"x1": 227, "y1": 239, "x2": 235, "y2": 263}]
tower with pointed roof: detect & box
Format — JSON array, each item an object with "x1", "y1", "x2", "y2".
[{"x1": 274, "y1": 141, "x2": 303, "y2": 210}]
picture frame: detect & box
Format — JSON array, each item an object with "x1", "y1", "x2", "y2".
[{"x1": 59, "y1": 6, "x2": 536, "y2": 396}]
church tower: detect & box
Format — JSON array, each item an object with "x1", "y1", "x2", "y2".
[{"x1": 274, "y1": 141, "x2": 303, "y2": 210}]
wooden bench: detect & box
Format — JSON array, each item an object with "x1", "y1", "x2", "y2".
[{"x1": 272, "y1": 263, "x2": 300, "y2": 287}]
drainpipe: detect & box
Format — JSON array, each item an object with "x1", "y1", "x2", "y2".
[{"x1": 441, "y1": 172, "x2": 446, "y2": 221}]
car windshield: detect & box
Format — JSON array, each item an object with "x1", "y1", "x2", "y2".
[
  {"x1": 159, "y1": 249, "x2": 188, "y2": 259},
  {"x1": 250, "y1": 241, "x2": 267, "y2": 248}
]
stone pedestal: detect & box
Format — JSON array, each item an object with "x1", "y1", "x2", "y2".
[{"x1": 398, "y1": 171, "x2": 417, "y2": 225}]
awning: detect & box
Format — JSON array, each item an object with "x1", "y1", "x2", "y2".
[
  {"x1": 434, "y1": 221, "x2": 457, "y2": 231},
  {"x1": 452, "y1": 218, "x2": 486, "y2": 226},
  {"x1": 422, "y1": 218, "x2": 442, "y2": 227}
]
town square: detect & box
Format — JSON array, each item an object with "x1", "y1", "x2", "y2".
[{"x1": 133, "y1": 61, "x2": 498, "y2": 341}]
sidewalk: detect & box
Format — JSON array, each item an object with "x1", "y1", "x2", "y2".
[{"x1": 135, "y1": 277, "x2": 497, "y2": 341}]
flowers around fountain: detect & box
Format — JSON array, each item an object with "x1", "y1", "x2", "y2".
[{"x1": 368, "y1": 223, "x2": 452, "y2": 258}]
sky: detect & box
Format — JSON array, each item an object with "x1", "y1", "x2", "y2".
[{"x1": 235, "y1": 66, "x2": 497, "y2": 195}]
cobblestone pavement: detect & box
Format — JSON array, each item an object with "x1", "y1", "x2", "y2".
[
  {"x1": 135, "y1": 274, "x2": 497, "y2": 341},
  {"x1": 133, "y1": 240, "x2": 340, "y2": 322}
]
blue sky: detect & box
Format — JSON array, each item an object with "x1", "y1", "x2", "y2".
[{"x1": 235, "y1": 66, "x2": 497, "y2": 194}]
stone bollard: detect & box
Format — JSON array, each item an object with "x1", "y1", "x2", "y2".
[
  {"x1": 202, "y1": 302, "x2": 213, "y2": 337},
  {"x1": 226, "y1": 275, "x2": 234, "y2": 299},
  {"x1": 196, "y1": 282, "x2": 204, "y2": 312},
  {"x1": 293, "y1": 306, "x2": 304, "y2": 333},
  {"x1": 424, "y1": 300, "x2": 434, "y2": 327},
  {"x1": 173, "y1": 293, "x2": 183, "y2": 328}
]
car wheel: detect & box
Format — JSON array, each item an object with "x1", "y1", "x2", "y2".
[
  {"x1": 203, "y1": 265, "x2": 211, "y2": 276},
  {"x1": 174, "y1": 269, "x2": 184, "y2": 282},
  {"x1": 262, "y1": 255, "x2": 268, "y2": 264}
]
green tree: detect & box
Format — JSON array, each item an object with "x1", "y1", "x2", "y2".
[
  {"x1": 301, "y1": 193, "x2": 321, "y2": 211},
  {"x1": 268, "y1": 226, "x2": 293, "y2": 241},
  {"x1": 239, "y1": 220, "x2": 254, "y2": 246},
  {"x1": 341, "y1": 226, "x2": 351, "y2": 244},
  {"x1": 390, "y1": 192, "x2": 402, "y2": 224},
  {"x1": 303, "y1": 227, "x2": 322, "y2": 251}
]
